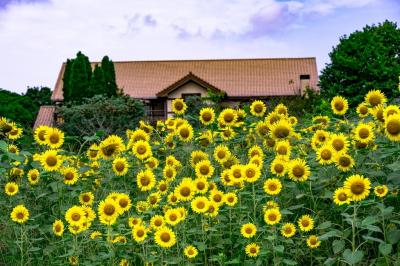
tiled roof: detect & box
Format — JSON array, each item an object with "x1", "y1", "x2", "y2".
[
  {"x1": 33, "y1": 106, "x2": 55, "y2": 129},
  {"x1": 51, "y1": 58, "x2": 318, "y2": 101}
]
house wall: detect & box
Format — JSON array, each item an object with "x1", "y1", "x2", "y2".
[{"x1": 166, "y1": 82, "x2": 208, "y2": 117}]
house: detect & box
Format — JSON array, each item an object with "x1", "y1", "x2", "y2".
[{"x1": 34, "y1": 57, "x2": 318, "y2": 128}]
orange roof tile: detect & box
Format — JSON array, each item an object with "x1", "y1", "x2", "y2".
[
  {"x1": 33, "y1": 106, "x2": 55, "y2": 129},
  {"x1": 51, "y1": 58, "x2": 318, "y2": 101}
]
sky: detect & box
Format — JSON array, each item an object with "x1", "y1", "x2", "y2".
[{"x1": 0, "y1": 0, "x2": 399, "y2": 94}]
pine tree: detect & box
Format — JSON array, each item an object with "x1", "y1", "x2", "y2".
[
  {"x1": 101, "y1": 56, "x2": 117, "y2": 97},
  {"x1": 90, "y1": 65, "x2": 107, "y2": 96},
  {"x1": 69, "y1": 51, "x2": 92, "y2": 102},
  {"x1": 62, "y1": 59, "x2": 74, "y2": 102}
]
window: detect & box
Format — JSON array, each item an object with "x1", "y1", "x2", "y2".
[
  {"x1": 182, "y1": 93, "x2": 201, "y2": 101},
  {"x1": 300, "y1": 74, "x2": 310, "y2": 80}
]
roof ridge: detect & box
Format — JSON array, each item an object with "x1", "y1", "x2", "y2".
[{"x1": 111, "y1": 57, "x2": 316, "y2": 63}]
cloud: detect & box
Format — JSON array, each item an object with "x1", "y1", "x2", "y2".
[{"x1": 0, "y1": 0, "x2": 48, "y2": 10}]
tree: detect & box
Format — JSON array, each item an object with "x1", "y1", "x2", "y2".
[
  {"x1": 319, "y1": 20, "x2": 400, "y2": 105},
  {"x1": 62, "y1": 59, "x2": 74, "y2": 102},
  {"x1": 101, "y1": 56, "x2": 117, "y2": 97},
  {"x1": 24, "y1": 86, "x2": 52, "y2": 106},
  {"x1": 69, "y1": 51, "x2": 92, "y2": 102},
  {"x1": 90, "y1": 65, "x2": 107, "y2": 95},
  {"x1": 59, "y1": 95, "x2": 145, "y2": 137}
]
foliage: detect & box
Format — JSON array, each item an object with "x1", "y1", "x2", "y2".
[
  {"x1": 2, "y1": 88, "x2": 400, "y2": 265},
  {"x1": 320, "y1": 20, "x2": 400, "y2": 106},
  {"x1": 0, "y1": 87, "x2": 51, "y2": 127},
  {"x1": 59, "y1": 95, "x2": 145, "y2": 138},
  {"x1": 62, "y1": 52, "x2": 118, "y2": 103}
]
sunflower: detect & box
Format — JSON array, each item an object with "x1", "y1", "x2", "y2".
[
  {"x1": 298, "y1": 215, "x2": 314, "y2": 232},
  {"x1": 311, "y1": 130, "x2": 330, "y2": 150},
  {"x1": 127, "y1": 128, "x2": 150, "y2": 145},
  {"x1": 147, "y1": 192, "x2": 161, "y2": 208},
  {"x1": 86, "y1": 143, "x2": 100, "y2": 160},
  {"x1": 132, "y1": 224, "x2": 148, "y2": 243},
  {"x1": 65, "y1": 205, "x2": 86, "y2": 226},
  {"x1": 10, "y1": 205, "x2": 29, "y2": 224},
  {"x1": 316, "y1": 145, "x2": 335, "y2": 165},
  {"x1": 112, "y1": 157, "x2": 129, "y2": 176},
  {"x1": 270, "y1": 119, "x2": 293, "y2": 140},
  {"x1": 220, "y1": 127, "x2": 236, "y2": 141},
  {"x1": 356, "y1": 102, "x2": 370, "y2": 118},
  {"x1": 243, "y1": 163, "x2": 261, "y2": 183},
  {"x1": 270, "y1": 157, "x2": 287, "y2": 177},
  {"x1": 213, "y1": 145, "x2": 231, "y2": 164},
  {"x1": 44, "y1": 127, "x2": 64, "y2": 149},
  {"x1": 250, "y1": 100, "x2": 266, "y2": 117},
  {"x1": 193, "y1": 177, "x2": 209, "y2": 194},
  {"x1": 5, "y1": 182, "x2": 18, "y2": 196},
  {"x1": 263, "y1": 178, "x2": 282, "y2": 195},
  {"x1": 374, "y1": 185, "x2": 389, "y2": 198},
  {"x1": 195, "y1": 160, "x2": 214, "y2": 179},
  {"x1": 98, "y1": 199, "x2": 120, "y2": 225},
  {"x1": 82, "y1": 206, "x2": 96, "y2": 223},
  {"x1": 167, "y1": 193, "x2": 179, "y2": 205},
  {"x1": 184, "y1": 245, "x2": 198, "y2": 259},
  {"x1": 132, "y1": 140, "x2": 152, "y2": 160},
  {"x1": 116, "y1": 193, "x2": 132, "y2": 214},
  {"x1": 146, "y1": 157, "x2": 159, "y2": 169},
  {"x1": 176, "y1": 123, "x2": 194, "y2": 142},
  {"x1": 265, "y1": 111, "x2": 283, "y2": 127},
  {"x1": 218, "y1": 108, "x2": 238, "y2": 127},
  {"x1": 264, "y1": 208, "x2": 282, "y2": 225},
  {"x1": 172, "y1": 98, "x2": 187, "y2": 115},
  {"x1": 190, "y1": 150, "x2": 209, "y2": 167},
  {"x1": 157, "y1": 180, "x2": 169, "y2": 194},
  {"x1": 199, "y1": 107, "x2": 215, "y2": 125},
  {"x1": 62, "y1": 167, "x2": 79, "y2": 185},
  {"x1": 229, "y1": 164, "x2": 244, "y2": 184},
  {"x1": 137, "y1": 169, "x2": 156, "y2": 191},
  {"x1": 334, "y1": 152, "x2": 355, "y2": 172},
  {"x1": 329, "y1": 134, "x2": 349, "y2": 153},
  {"x1": 90, "y1": 231, "x2": 102, "y2": 239},
  {"x1": 40, "y1": 150, "x2": 63, "y2": 172},
  {"x1": 128, "y1": 217, "x2": 143, "y2": 228},
  {"x1": 204, "y1": 201, "x2": 219, "y2": 217},
  {"x1": 275, "y1": 103, "x2": 288, "y2": 116},
  {"x1": 384, "y1": 114, "x2": 400, "y2": 141},
  {"x1": 288, "y1": 158, "x2": 310, "y2": 182},
  {"x1": 248, "y1": 145, "x2": 264, "y2": 159},
  {"x1": 209, "y1": 189, "x2": 224, "y2": 206},
  {"x1": 343, "y1": 174, "x2": 371, "y2": 201},
  {"x1": 365, "y1": 89, "x2": 387, "y2": 107},
  {"x1": 274, "y1": 140, "x2": 291, "y2": 158},
  {"x1": 27, "y1": 169, "x2": 40, "y2": 185},
  {"x1": 53, "y1": 219, "x2": 65, "y2": 237},
  {"x1": 245, "y1": 243, "x2": 260, "y2": 257},
  {"x1": 249, "y1": 155, "x2": 263, "y2": 169},
  {"x1": 8, "y1": 144, "x2": 19, "y2": 154},
  {"x1": 333, "y1": 187, "x2": 351, "y2": 205},
  {"x1": 165, "y1": 208, "x2": 182, "y2": 226},
  {"x1": 371, "y1": 104, "x2": 385, "y2": 123},
  {"x1": 98, "y1": 135, "x2": 125, "y2": 160},
  {"x1": 6, "y1": 125, "x2": 23, "y2": 140},
  {"x1": 240, "y1": 223, "x2": 257, "y2": 238},
  {"x1": 384, "y1": 105, "x2": 400, "y2": 118},
  {"x1": 353, "y1": 123, "x2": 375, "y2": 143},
  {"x1": 34, "y1": 125, "x2": 50, "y2": 145},
  {"x1": 154, "y1": 227, "x2": 177, "y2": 248},
  {"x1": 255, "y1": 121, "x2": 269, "y2": 138},
  {"x1": 281, "y1": 223, "x2": 296, "y2": 238},
  {"x1": 306, "y1": 235, "x2": 321, "y2": 249},
  {"x1": 175, "y1": 178, "x2": 195, "y2": 201},
  {"x1": 150, "y1": 215, "x2": 165, "y2": 230},
  {"x1": 331, "y1": 96, "x2": 348, "y2": 115},
  {"x1": 224, "y1": 192, "x2": 238, "y2": 206},
  {"x1": 163, "y1": 165, "x2": 177, "y2": 181}
]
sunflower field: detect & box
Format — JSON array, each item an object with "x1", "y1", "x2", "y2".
[{"x1": 1, "y1": 89, "x2": 400, "y2": 266}]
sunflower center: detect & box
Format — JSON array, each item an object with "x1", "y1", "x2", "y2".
[
  {"x1": 351, "y1": 181, "x2": 365, "y2": 195},
  {"x1": 250, "y1": 247, "x2": 257, "y2": 253},
  {"x1": 137, "y1": 145, "x2": 147, "y2": 155},
  {"x1": 269, "y1": 183, "x2": 277, "y2": 191},
  {"x1": 8, "y1": 186, "x2": 15, "y2": 193},
  {"x1": 258, "y1": 125, "x2": 268, "y2": 135},
  {"x1": 274, "y1": 164, "x2": 284, "y2": 173},
  {"x1": 275, "y1": 126, "x2": 290, "y2": 138},
  {"x1": 377, "y1": 188, "x2": 384, "y2": 194},
  {"x1": 102, "y1": 144, "x2": 117, "y2": 156},
  {"x1": 119, "y1": 198, "x2": 128, "y2": 208},
  {"x1": 196, "y1": 201, "x2": 205, "y2": 209},
  {"x1": 217, "y1": 150, "x2": 226, "y2": 159},
  {"x1": 202, "y1": 112, "x2": 212, "y2": 121},
  {"x1": 199, "y1": 165, "x2": 209, "y2": 175},
  {"x1": 292, "y1": 165, "x2": 305, "y2": 178},
  {"x1": 213, "y1": 194, "x2": 222, "y2": 202},
  {"x1": 136, "y1": 229, "x2": 144, "y2": 237},
  {"x1": 46, "y1": 155, "x2": 58, "y2": 167},
  {"x1": 82, "y1": 195, "x2": 90, "y2": 202},
  {"x1": 160, "y1": 232, "x2": 171, "y2": 242},
  {"x1": 232, "y1": 169, "x2": 241, "y2": 179},
  {"x1": 197, "y1": 182, "x2": 205, "y2": 190},
  {"x1": 17, "y1": 212, "x2": 24, "y2": 219},
  {"x1": 377, "y1": 110, "x2": 384, "y2": 122},
  {"x1": 55, "y1": 224, "x2": 61, "y2": 232},
  {"x1": 169, "y1": 213, "x2": 177, "y2": 221},
  {"x1": 321, "y1": 149, "x2": 331, "y2": 160},
  {"x1": 174, "y1": 101, "x2": 184, "y2": 111},
  {"x1": 115, "y1": 161, "x2": 125, "y2": 172},
  {"x1": 387, "y1": 120, "x2": 400, "y2": 135},
  {"x1": 339, "y1": 156, "x2": 351, "y2": 167},
  {"x1": 180, "y1": 187, "x2": 191, "y2": 197},
  {"x1": 358, "y1": 128, "x2": 370, "y2": 139},
  {"x1": 149, "y1": 196, "x2": 157, "y2": 204},
  {"x1": 188, "y1": 249, "x2": 194, "y2": 255},
  {"x1": 180, "y1": 128, "x2": 190, "y2": 138},
  {"x1": 359, "y1": 106, "x2": 368, "y2": 115},
  {"x1": 208, "y1": 205, "x2": 215, "y2": 213},
  {"x1": 38, "y1": 130, "x2": 46, "y2": 141},
  {"x1": 71, "y1": 213, "x2": 81, "y2": 221},
  {"x1": 49, "y1": 133, "x2": 60, "y2": 144},
  {"x1": 277, "y1": 146, "x2": 287, "y2": 155},
  {"x1": 332, "y1": 139, "x2": 344, "y2": 151},
  {"x1": 309, "y1": 237, "x2": 317, "y2": 245},
  {"x1": 338, "y1": 192, "x2": 348, "y2": 201},
  {"x1": 89, "y1": 150, "x2": 98, "y2": 158},
  {"x1": 318, "y1": 135, "x2": 326, "y2": 142},
  {"x1": 224, "y1": 113, "x2": 234, "y2": 123},
  {"x1": 104, "y1": 204, "x2": 116, "y2": 216},
  {"x1": 245, "y1": 227, "x2": 252, "y2": 234},
  {"x1": 254, "y1": 104, "x2": 263, "y2": 113},
  {"x1": 140, "y1": 176, "x2": 150, "y2": 186},
  {"x1": 65, "y1": 172, "x2": 74, "y2": 180},
  {"x1": 268, "y1": 213, "x2": 277, "y2": 221},
  {"x1": 246, "y1": 169, "x2": 255, "y2": 178},
  {"x1": 154, "y1": 219, "x2": 162, "y2": 226},
  {"x1": 159, "y1": 184, "x2": 167, "y2": 191},
  {"x1": 301, "y1": 220, "x2": 310, "y2": 227},
  {"x1": 284, "y1": 227, "x2": 292, "y2": 234},
  {"x1": 369, "y1": 95, "x2": 381, "y2": 106},
  {"x1": 334, "y1": 101, "x2": 344, "y2": 111}
]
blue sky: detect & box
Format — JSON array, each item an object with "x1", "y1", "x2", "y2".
[{"x1": 0, "y1": 0, "x2": 399, "y2": 93}]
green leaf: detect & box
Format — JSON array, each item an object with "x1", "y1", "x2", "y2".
[
  {"x1": 387, "y1": 230, "x2": 400, "y2": 244},
  {"x1": 361, "y1": 216, "x2": 378, "y2": 227},
  {"x1": 342, "y1": 249, "x2": 364, "y2": 265},
  {"x1": 332, "y1": 239, "x2": 345, "y2": 254},
  {"x1": 317, "y1": 221, "x2": 332, "y2": 230},
  {"x1": 274, "y1": 245, "x2": 284, "y2": 254},
  {"x1": 379, "y1": 243, "x2": 392, "y2": 256},
  {"x1": 387, "y1": 162, "x2": 400, "y2": 172},
  {"x1": 364, "y1": 225, "x2": 382, "y2": 233},
  {"x1": 362, "y1": 235, "x2": 384, "y2": 244},
  {"x1": 0, "y1": 140, "x2": 7, "y2": 152},
  {"x1": 319, "y1": 230, "x2": 340, "y2": 240},
  {"x1": 283, "y1": 259, "x2": 297, "y2": 265}
]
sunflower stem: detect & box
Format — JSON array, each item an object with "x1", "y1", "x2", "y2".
[
  {"x1": 20, "y1": 225, "x2": 24, "y2": 266},
  {"x1": 352, "y1": 204, "x2": 357, "y2": 252},
  {"x1": 252, "y1": 183, "x2": 256, "y2": 219}
]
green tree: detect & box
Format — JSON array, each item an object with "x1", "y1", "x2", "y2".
[
  {"x1": 24, "y1": 86, "x2": 52, "y2": 106},
  {"x1": 59, "y1": 95, "x2": 145, "y2": 137},
  {"x1": 62, "y1": 59, "x2": 74, "y2": 102},
  {"x1": 69, "y1": 51, "x2": 92, "y2": 102},
  {"x1": 101, "y1": 55, "x2": 117, "y2": 97},
  {"x1": 319, "y1": 20, "x2": 400, "y2": 105},
  {"x1": 90, "y1": 65, "x2": 107, "y2": 95}
]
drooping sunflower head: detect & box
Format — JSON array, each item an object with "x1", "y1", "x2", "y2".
[
  {"x1": 365, "y1": 89, "x2": 387, "y2": 107},
  {"x1": 384, "y1": 114, "x2": 400, "y2": 141},
  {"x1": 330, "y1": 96, "x2": 348, "y2": 115},
  {"x1": 172, "y1": 98, "x2": 187, "y2": 115},
  {"x1": 255, "y1": 121, "x2": 269, "y2": 137},
  {"x1": 250, "y1": 100, "x2": 266, "y2": 117}
]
